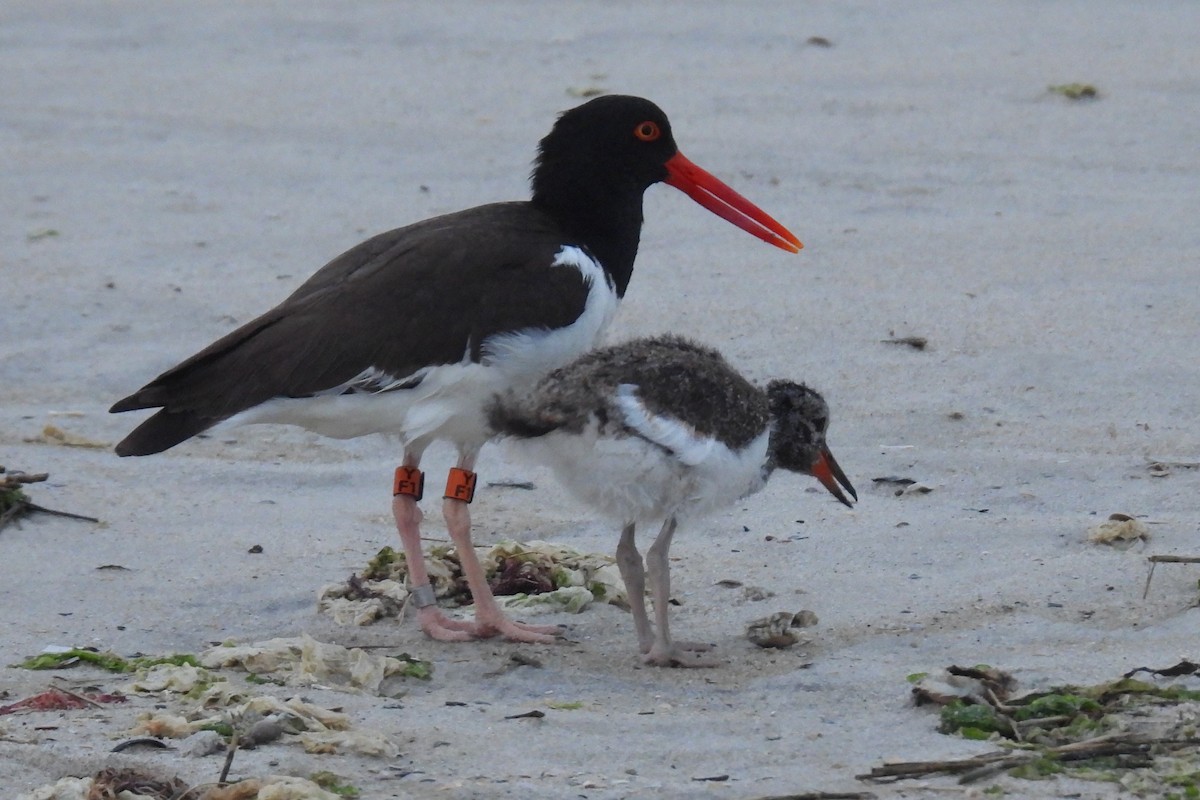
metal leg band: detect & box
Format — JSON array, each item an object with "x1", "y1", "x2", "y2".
[{"x1": 410, "y1": 583, "x2": 438, "y2": 609}]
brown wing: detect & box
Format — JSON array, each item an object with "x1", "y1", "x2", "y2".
[
  {"x1": 489, "y1": 335, "x2": 769, "y2": 450},
  {"x1": 111, "y1": 202, "x2": 593, "y2": 455}
]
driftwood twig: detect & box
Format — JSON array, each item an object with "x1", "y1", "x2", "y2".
[
  {"x1": 1143, "y1": 554, "x2": 1200, "y2": 598},
  {"x1": 859, "y1": 734, "x2": 1199, "y2": 784},
  {"x1": 47, "y1": 679, "x2": 105, "y2": 709},
  {"x1": 217, "y1": 731, "x2": 239, "y2": 785},
  {"x1": 0, "y1": 467, "x2": 98, "y2": 531}
]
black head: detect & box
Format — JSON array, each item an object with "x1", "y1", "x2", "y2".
[
  {"x1": 767, "y1": 380, "x2": 857, "y2": 507},
  {"x1": 531, "y1": 95, "x2": 680, "y2": 203},
  {"x1": 529, "y1": 94, "x2": 800, "y2": 296}
]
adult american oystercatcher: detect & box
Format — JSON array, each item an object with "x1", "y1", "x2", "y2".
[
  {"x1": 488, "y1": 334, "x2": 855, "y2": 666},
  {"x1": 110, "y1": 95, "x2": 801, "y2": 644}
]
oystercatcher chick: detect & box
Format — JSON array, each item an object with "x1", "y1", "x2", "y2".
[
  {"x1": 109, "y1": 95, "x2": 801, "y2": 644},
  {"x1": 488, "y1": 334, "x2": 855, "y2": 666}
]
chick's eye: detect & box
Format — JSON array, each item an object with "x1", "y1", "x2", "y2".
[{"x1": 634, "y1": 121, "x2": 661, "y2": 142}]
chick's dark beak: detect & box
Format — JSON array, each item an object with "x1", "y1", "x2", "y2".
[{"x1": 812, "y1": 447, "x2": 856, "y2": 508}]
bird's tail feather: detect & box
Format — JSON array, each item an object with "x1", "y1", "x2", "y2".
[{"x1": 114, "y1": 409, "x2": 218, "y2": 456}]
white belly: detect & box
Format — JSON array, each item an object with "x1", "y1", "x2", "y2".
[
  {"x1": 520, "y1": 420, "x2": 771, "y2": 524},
  {"x1": 228, "y1": 246, "x2": 620, "y2": 449}
]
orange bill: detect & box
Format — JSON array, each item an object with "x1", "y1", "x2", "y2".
[{"x1": 664, "y1": 151, "x2": 802, "y2": 253}]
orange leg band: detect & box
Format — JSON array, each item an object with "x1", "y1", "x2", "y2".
[
  {"x1": 393, "y1": 466, "x2": 425, "y2": 500},
  {"x1": 444, "y1": 467, "x2": 477, "y2": 503}
]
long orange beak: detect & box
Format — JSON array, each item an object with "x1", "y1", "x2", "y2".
[
  {"x1": 812, "y1": 447, "x2": 857, "y2": 508},
  {"x1": 664, "y1": 151, "x2": 802, "y2": 253}
]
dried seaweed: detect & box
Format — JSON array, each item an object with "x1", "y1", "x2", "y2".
[
  {"x1": 1048, "y1": 82, "x2": 1099, "y2": 99},
  {"x1": 870, "y1": 662, "x2": 1200, "y2": 791},
  {"x1": 320, "y1": 539, "x2": 625, "y2": 625},
  {"x1": 88, "y1": 767, "x2": 190, "y2": 799},
  {"x1": 14, "y1": 648, "x2": 200, "y2": 673},
  {"x1": 0, "y1": 466, "x2": 99, "y2": 531},
  {"x1": 0, "y1": 686, "x2": 126, "y2": 715}
]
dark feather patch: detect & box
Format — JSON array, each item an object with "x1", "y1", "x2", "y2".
[
  {"x1": 111, "y1": 203, "x2": 592, "y2": 455},
  {"x1": 490, "y1": 334, "x2": 770, "y2": 450}
]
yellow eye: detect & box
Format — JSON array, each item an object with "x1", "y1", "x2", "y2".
[{"x1": 634, "y1": 121, "x2": 661, "y2": 142}]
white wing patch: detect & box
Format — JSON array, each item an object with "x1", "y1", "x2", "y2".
[
  {"x1": 481, "y1": 245, "x2": 618, "y2": 380},
  {"x1": 615, "y1": 384, "x2": 716, "y2": 467}
]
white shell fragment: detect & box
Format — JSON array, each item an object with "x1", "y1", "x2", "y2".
[{"x1": 199, "y1": 633, "x2": 426, "y2": 695}]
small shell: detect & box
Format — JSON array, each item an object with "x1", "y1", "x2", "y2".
[
  {"x1": 746, "y1": 610, "x2": 820, "y2": 649},
  {"x1": 1088, "y1": 514, "x2": 1150, "y2": 548},
  {"x1": 179, "y1": 729, "x2": 226, "y2": 758},
  {"x1": 242, "y1": 716, "x2": 284, "y2": 747}
]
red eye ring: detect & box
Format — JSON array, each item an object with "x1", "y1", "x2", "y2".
[{"x1": 634, "y1": 121, "x2": 661, "y2": 142}]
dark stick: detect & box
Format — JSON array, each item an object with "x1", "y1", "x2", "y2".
[{"x1": 217, "y1": 733, "x2": 239, "y2": 785}]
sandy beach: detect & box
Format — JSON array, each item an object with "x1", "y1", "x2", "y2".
[{"x1": 3, "y1": 2, "x2": 1198, "y2": 797}]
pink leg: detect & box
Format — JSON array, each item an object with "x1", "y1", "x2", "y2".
[
  {"x1": 615, "y1": 523, "x2": 655, "y2": 654},
  {"x1": 643, "y1": 517, "x2": 717, "y2": 668},
  {"x1": 390, "y1": 453, "x2": 477, "y2": 641},
  {"x1": 442, "y1": 498, "x2": 560, "y2": 642},
  {"x1": 441, "y1": 449, "x2": 560, "y2": 642}
]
